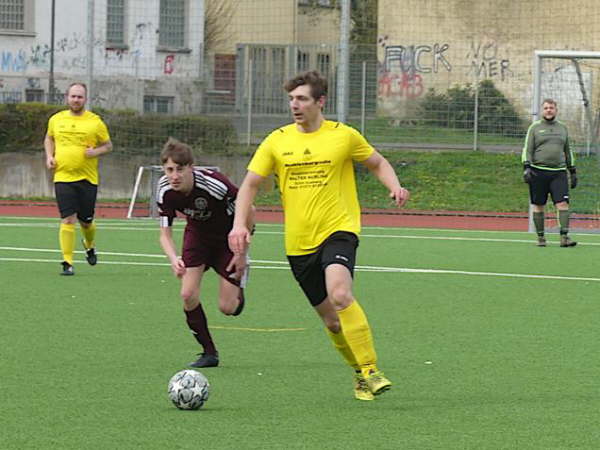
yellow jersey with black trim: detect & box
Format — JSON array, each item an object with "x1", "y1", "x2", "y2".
[
  {"x1": 47, "y1": 110, "x2": 111, "y2": 184},
  {"x1": 249, "y1": 120, "x2": 374, "y2": 255}
]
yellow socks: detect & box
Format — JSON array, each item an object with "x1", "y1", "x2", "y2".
[
  {"x1": 326, "y1": 328, "x2": 359, "y2": 370},
  {"x1": 81, "y1": 221, "x2": 96, "y2": 249},
  {"x1": 59, "y1": 223, "x2": 76, "y2": 264},
  {"x1": 337, "y1": 300, "x2": 377, "y2": 375}
]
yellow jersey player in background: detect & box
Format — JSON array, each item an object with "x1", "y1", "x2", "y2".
[
  {"x1": 44, "y1": 82, "x2": 113, "y2": 276},
  {"x1": 228, "y1": 70, "x2": 410, "y2": 401}
]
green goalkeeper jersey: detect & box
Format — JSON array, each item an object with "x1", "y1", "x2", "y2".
[{"x1": 521, "y1": 118, "x2": 575, "y2": 171}]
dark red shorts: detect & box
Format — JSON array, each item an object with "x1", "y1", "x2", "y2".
[{"x1": 182, "y1": 225, "x2": 241, "y2": 287}]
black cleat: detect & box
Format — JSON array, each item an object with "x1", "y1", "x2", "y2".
[
  {"x1": 82, "y1": 240, "x2": 97, "y2": 265},
  {"x1": 560, "y1": 236, "x2": 577, "y2": 247},
  {"x1": 188, "y1": 352, "x2": 219, "y2": 368},
  {"x1": 231, "y1": 289, "x2": 245, "y2": 316},
  {"x1": 60, "y1": 261, "x2": 74, "y2": 276}
]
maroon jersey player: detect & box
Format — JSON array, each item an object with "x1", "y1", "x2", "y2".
[{"x1": 157, "y1": 138, "x2": 253, "y2": 368}]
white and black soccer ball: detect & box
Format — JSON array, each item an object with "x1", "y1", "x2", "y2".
[{"x1": 167, "y1": 369, "x2": 210, "y2": 410}]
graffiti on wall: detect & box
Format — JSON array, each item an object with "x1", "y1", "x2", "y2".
[
  {"x1": 0, "y1": 23, "x2": 155, "y2": 75},
  {"x1": 1, "y1": 50, "x2": 28, "y2": 72},
  {"x1": 378, "y1": 38, "x2": 452, "y2": 99},
  {"x1": 466, "y1": 38, "x2": 512, "y2": 81}
]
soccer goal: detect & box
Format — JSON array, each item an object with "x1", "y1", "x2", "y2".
[
  {"x1": 529, "y1": 50, "x2": 600, "y2": 233},
  {"x1": 126, "y1": 165, "x2": 219, "y2": 219}
]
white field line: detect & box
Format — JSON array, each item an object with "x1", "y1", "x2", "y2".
[
  {"x1": 1, "y1": 251, "x2": 600, "y2": 283},
  {"x1": 2, "y1": 220, "x2": 600, "y2": 245}
]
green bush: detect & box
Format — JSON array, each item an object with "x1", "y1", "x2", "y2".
[
  {"x1": 419, "y1": 80, "x2": 526, "y2": 137},
  {"x1": 0, "y1": 104, "x2": 237, "y2": 155}
]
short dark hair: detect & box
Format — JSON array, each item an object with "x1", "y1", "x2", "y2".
[
  {"x1": 67, "y1": 82, "x2": 87, "y2": 96},
  {"x1": 283, "y1": 70, "x2": 328, "y2": 100},
  {"x1": 542, "y1": 98, "x2": 557, "y2": 107},
  {"x1": 160, "y1": 137, "x2": 194, "y2": 166}
]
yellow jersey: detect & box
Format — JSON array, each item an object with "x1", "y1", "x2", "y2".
[
  {"x1": 249, "y1": 120, "x2": 374, "y2": 255},
  {"x1": 47, "y1": 110, "x2": 111, "y2": 185}
]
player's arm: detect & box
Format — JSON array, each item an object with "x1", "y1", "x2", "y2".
[
  {"x1": 521, "y1": 123, "x2": 537, "y2": 183},
  {"x1": 44, "y1": 134, "x2": 56, "y2": 169},
  {"x1": 228, "y1": 171, "x2": 265, "y2": 255},
  {"x1": 85, "y1": 140, "x2": 113, "y2": 158},
  {"x1": 159, "y1": 225, "x2": 186, "y2": 278},
  {"x1": 361, "y1": 150, "x2": 410, "y2": 207}
]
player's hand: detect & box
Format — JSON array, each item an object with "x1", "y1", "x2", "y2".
[
  {"x1": 228, "y1": 226, "x2": 251, "y2": 256},
  {"x1": 569, "y1": 167, "x2": 578, "y2": 189},
  {"x1": 390, "y1": 187, "x2": 410, "y2": 208},
  {"x1": 523, "y1": 167, "x2": 535, "y2": 183},
  {"x1": 84, "y1": 147, "x2": 96, "y2": 158},
  {"x1": 171, "y1": 257, "x2": 186, "y2": 278},
  {"x1": 46, "y1": 155, "x2": 56, "y2": 170},
  {"x1": 226, "y1": 253, "x2": 247, "y2": 281}
]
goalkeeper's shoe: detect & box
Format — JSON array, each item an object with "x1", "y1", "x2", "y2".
[
  {"x1": 560, "y1": 236, "x2": 577, "y2": 247},
  {"x1": 60, "y1": 261, "x2": 74, "y2": 276},
  {"x1": 82, "y1": 240, "x2": 97, "y2": 265},
  {"x1": 189, "y1": 352, "x2": 219, "y2": 368},
  {"x1": 364, "y1": 370, "x2": 392, "y2": 395},
  {"x1": 536, "y1": 237, "x2": 547, "y2": 247},
  {"x1": 353, "y1": 374, "x2": 375, "y2": 401}
]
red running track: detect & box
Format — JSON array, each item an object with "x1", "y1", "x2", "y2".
[{"x1": 0, "y1": 200, "x2": 531, "y2": 231}]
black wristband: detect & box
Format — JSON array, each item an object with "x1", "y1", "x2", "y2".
[{"x1": 568, "y1": 167, "x2": 576, "y2": 174}]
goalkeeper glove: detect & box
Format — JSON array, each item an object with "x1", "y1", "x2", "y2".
[
  {"x1": 523, "y1": 163, "x2": 534, "y2": 184},
  {"x1": 569, "y1": 167, "x2": 577, "y2": 189}
]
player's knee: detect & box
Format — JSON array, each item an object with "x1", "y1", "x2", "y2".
[
  {"x1": 328, "y1": 286, "x2": 354, "y2": 308},
  {"x1": 218, "y1": 302, "x2": 235, "y2": 315},
  {"x1": 180, "y1": 288, "x2": 198, "y2": 304}
]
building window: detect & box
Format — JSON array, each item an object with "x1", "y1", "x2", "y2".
[
  {"x1": 159, "y1": 0, "x2": 185, "y2": 49},
  {"x1": 298, "y1": 0, "x2": 332, "y2": 6},
  {"x1": 317, "y1": 53, "x2": 330, "y2": 77},
  {"x1": 0, "y1": 0, "x2": 34, "y2": 34},
  {"x1": 106, "y1": 0, "x2": 126, "y2": 47},
  {"x1": 144, "y1": 95, "x2": 174, "y2": 114},
  {"x1": 25, "y1": 88, "x2": 44, "y2": 102},
  {"x1": 297, "y1": 51, "x2": 309, "y2": 72}
]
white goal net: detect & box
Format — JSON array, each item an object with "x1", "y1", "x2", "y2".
[
  {"x1": 530, "y1": 50, "x2": 600, "y2": 233},
  {"x1": 127, "y1": 165, "x2": 219, "y2": 219}
]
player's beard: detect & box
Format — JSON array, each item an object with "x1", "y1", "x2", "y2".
[{"x1": 69, "y1": 103, "x2": 85, "y2": 114}]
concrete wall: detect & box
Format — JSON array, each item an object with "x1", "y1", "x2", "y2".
[
  {"x1": 377, "y1": 0, "x2": 600, "y2": 119},
  {"x1": 0, "y1": 152, "x2": 253, "y2": 200}
]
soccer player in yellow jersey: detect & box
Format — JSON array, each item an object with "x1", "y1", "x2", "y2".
[
  {"x1": 228, "y1": 70, "x2": 410, "y2": 401},
  {"x1": 44, "y1": 83, "x2": 113, "y2": 276}
]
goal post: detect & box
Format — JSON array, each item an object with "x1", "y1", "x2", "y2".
[
  {"x1": 127, "y1": 165, "x2": 219, "y2": 219},
  {"x1": 529, "y1": 50, "x2": 600, "y2": 233}
]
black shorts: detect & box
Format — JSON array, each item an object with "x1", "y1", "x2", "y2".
[
  {"x1": 54, "y1": 180, "x2": 98, "y2": 222},
  {"x1": 528, "y1": 168, "x2": 569, "y2": 206},
  {"x1": 287, "y1": 231, "x2": 358, "y2": 307},
  {"x1": 182, "y1": 225, "x2": 246, "y2": 288}
]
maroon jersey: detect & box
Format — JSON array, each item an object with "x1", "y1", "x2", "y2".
[{"x1": 157, "y1": 168, "x2": 237, "y2": 241}]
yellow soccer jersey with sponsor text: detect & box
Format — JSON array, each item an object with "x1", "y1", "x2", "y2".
[
  {"x1": 249, "y1": 120, "x2": 374, "y2": 255},
  {"x1": 47, "y1": 110, "x2": 111, "y2": 184}
]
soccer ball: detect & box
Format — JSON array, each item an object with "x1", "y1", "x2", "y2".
[{"x1": 167, "y1": 369, "x2": 210, "y2": 410}]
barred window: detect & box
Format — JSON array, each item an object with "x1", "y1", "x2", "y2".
[
  {"x1": 0, "y1": 0, "x2": 26, "y2": 31},
  {"x1": 144, "y1": 95, "x2": 174, "y2": 114},
  {"x1": 317, "y1": 53, "x2": 331, "y2": 77},
  {"x1": 159, "y1": 0, "x2": 185, "y2": 48},
  {"x1": 106, "y1": 0, "x2": 126, "y2": 46},
  {"x1": 25, "y1": 88, "x2": 44, "y2": 102},
  {"x1": 297, "y1": 51, "x2": 309, "y2": 72}
]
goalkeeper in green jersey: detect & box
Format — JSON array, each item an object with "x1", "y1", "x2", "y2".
[{"x1": 521, "y1": 98, "x2": 577, "y2": 247}]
